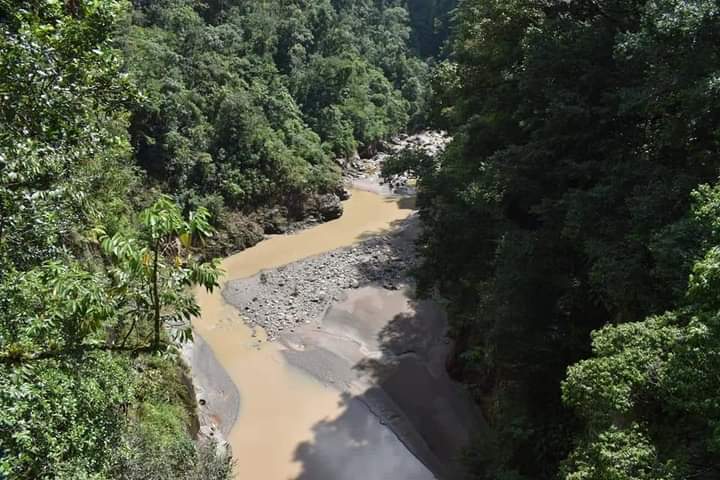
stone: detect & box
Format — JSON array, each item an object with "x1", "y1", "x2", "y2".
[
  {"x1": 310, "y1": 193, "x2": 343, "y2": 221},
  {"x1": 336, "y1": 186, "x2": 351, "y2": 201}
]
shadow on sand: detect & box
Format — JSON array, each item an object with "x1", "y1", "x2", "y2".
[{"x1": 287, "y1": 218, "x2": 485, "y2": 480}]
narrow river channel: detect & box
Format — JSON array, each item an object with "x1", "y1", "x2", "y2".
[{"x1": 192, "y1": 189, "x2": 430, "y2": 480}]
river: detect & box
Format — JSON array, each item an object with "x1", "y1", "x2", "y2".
[{"x1": 192, "y1": 189, "x2": 434, "y2": 479}]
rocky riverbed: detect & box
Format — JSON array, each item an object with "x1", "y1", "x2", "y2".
[
  {"x1": 344, "y1": 130, "x2": 452, "y2": 195},
  {"x1": 223, "y1": 215, "x2": 418, "y2": 341},
  {"x1": 220, "y1": 210, "x2": 485, "y2": 479},
  {"x1": 226, "y1": 130, "x2": 451, "y2": 341}
]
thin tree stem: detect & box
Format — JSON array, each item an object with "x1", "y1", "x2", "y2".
[
  {"x1": 152, "y1": 238, "x2": 161, "y2": 350},
  {"x1": 120, "y1": 316, "x2": 138, "y2": 349}
]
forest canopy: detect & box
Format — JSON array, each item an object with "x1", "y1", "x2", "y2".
[
  {"x1": 123, "y1": 0, "x2": 437, "y2": 254},
  {"x1": 401, "y1": 0, "x2": 720, "y2": 478},
  {"x1": 6, "y1": 0, "x2": 720, "y2": 478}
]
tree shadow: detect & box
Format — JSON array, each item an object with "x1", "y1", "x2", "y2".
[
  {"x1": 290, "y1": 391, "x2": 436, "y2": 480},
  {"x1": 290, "y1": 288, "x2": 485, "y2": 480},
  {"x1": 353, "y1": 300, "x2": 482, "y2": 477},
  {"x1": 285, "y1": 201, "x2": 484, "y2": 479},
  {"x1": 352, "y1": 215, "x2": 420, "y2": 288}
]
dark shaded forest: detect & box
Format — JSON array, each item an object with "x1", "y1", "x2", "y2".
[{"x1": 394, "y1": 0, "x2": 720, "y2": 478}]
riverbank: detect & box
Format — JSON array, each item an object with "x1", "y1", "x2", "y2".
[
  {"x1": 222, "y1": 214, "x2": 484, "y2": 478},
  {"x1": 188, "y1": 131, "x2": 482, "y2": 479},
  {"x1": 222, "y1": 212, "x2": 416, "y2": 341}
]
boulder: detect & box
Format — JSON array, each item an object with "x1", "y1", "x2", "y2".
[
  {"x1": 262, "y1": 207, "x2": 289, "y2": 234},
  {"x1": 376, "y1": 139, "x2": 392, "y2": 153},
  {"x1": 308, "y1": 193, "x2": 343, "y2": 221},
  {"x1": 358, "y1": 142, "x2": 378, "y2": 159},
  {"x1": 336, "y1": 186, "x2": 351, "y2": 201}
]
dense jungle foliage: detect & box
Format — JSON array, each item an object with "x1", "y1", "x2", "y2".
[
  {"x1": 0, "y1": 2, "x2": 229, "y2": 478},
  {"x1": 0, "y1": 0, "x2": 444, "y2": 478},
  {"x1": 398, "y1": 0, "x2": 720, "y2": 478},
  {"x1": 6, "y1": 0, "x2": 720, "y2": 478},
  {"x1": 124, "y1": 0, "x2": 450, "y2": 252}
]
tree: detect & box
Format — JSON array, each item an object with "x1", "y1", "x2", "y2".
[
  {"x1": 0, "y1": 352, "x2": 134, "y2": 479},
  {"x1": 0, "y1": 2, "x2": 229, "y2": 479},
  {"x1": 124, "y1": 0, "x2": 438, "y2": 245},
  {"x1": 562, "y1": 183, "x2": 720, "y2": 479},
  {"x1": 96, "y1": 196, "x2": 221, "y2": 351}
]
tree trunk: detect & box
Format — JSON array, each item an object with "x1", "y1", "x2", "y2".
[
  {"x1": 152, "y1": 239, "x2": 161, "y2": 350},
  {"x1": 0, "y1": 200, "x2": 6, "y2": 255}
]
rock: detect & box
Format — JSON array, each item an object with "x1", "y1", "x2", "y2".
[
  {"x1": 223, "y1": 216, "x2": 420, "y2": 343},
  {"x1": 336, "y1": 186, "x2": 351, "y2": 201},
  {"x1": 383, "y1": 281, "x2": 398, "y2": 290},
  {"x1": 358, "y1": 142, "x2": 378, "y2": 159},
  {"x1": 312, "y1": 193, "x2": 343, "y2": 221},
  {"x1": 262, "y1": 207, "x2": 289, "y2": 234},
  {"x1": 376, "y1": 139, "x2": 392, "y2": 153}
]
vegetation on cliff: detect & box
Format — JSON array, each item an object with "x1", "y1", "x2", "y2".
[{"x1": 124, "y1": 0, "x2": 440, "y2": 252}]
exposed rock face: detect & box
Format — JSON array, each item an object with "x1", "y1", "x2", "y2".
[
  {"x1": 180, "y1": 336, "x2": 238, "y2": 465},
  {"x1": 358, "y1": 142, "x2": 378, "y2": 159},
  {"x1": 207, "y1": 211, "x2": 265, "y2": 257},
  {"x1": 345, "y1": 130, "x2": 452, "y2": 194},
  {"x1": 262, "y1": 207, "x2": 290, "y2": 234},
  {"x1": 308, "y1": 193, "x2": 344, "y2": 221},
  {"x1": 336, "y1": 186, "x2": 351, "y2": 201}
]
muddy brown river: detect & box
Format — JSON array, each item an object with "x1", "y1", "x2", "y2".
[{"x1": 192, "y1": 190, "x2": 436, "y2": 480}]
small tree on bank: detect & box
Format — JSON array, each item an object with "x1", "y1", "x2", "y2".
[{"x1": 97, "y1": 195, "x2": 221, "y2": 351}]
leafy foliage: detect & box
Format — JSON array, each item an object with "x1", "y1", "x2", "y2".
[
  {"x1": 0, "y1": 0, "x2": 136, "y2": 272},
  {"x1": 0, "y1": 262, "x2": 114, "y2": 360},
  {"x1": 0, "y1": 2, "x2": 227, "y2": 479},
  {"x1": 124, "y1": 0, "x2": 433, "y2": 233},
  {"x1": 562, "y1": 186, "x2": 720, "y2": 479},
  {"x1": 96, "y1": 196, "x2": 220, "y2": 350},
  {"x1": 0, "y1": 353, "x2": 133, "y2": 479},
  {"x1": 411, "y1": 0, "x2": 720, "y2": 477},
  {"x1": 111, "y1": 355, "x2": 234, "y2": 480}
]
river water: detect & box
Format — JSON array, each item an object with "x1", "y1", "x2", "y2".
[{"x1": 192, "y1": 189, "x2": 424, "y2": 480}]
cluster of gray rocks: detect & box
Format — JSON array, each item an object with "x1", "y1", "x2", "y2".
[
  {"x1": 223, "y1": 217, "x2": 418, "y2": 341},
  {"x1": 342, "y1": 130, "x2": 452, "y2": 191}
]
